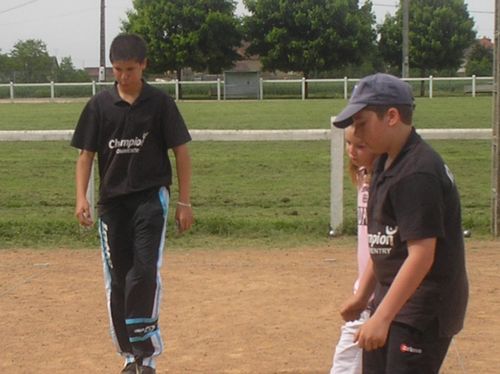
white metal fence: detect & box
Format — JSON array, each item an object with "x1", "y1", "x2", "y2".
[
  {"x1": 0, "y1": 75, "x2": 494, "y2": 101},
  {"x1": 0, "y1": 125, "x2": 491, "y2": 235}
]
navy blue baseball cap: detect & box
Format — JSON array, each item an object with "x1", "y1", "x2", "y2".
[{"x1": 333, "y1": 73, "x2": 415, "y2": 128}]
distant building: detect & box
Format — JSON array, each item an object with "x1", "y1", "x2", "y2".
[
  {"x1": 458, "y1": 37, "x2": 494, "y2": 76},
  {"x1": 232, "y1": 42, "x2": 262, "y2": 72},
  {"x1": 84, "y1": 67, "x2": 114, "y2": 81},
  {"x1": 478, "y1": 36, "x2": 494, "y2": 50},
  {"x1": 229, "y1": 41, "x2": 301, "y2": 79}
]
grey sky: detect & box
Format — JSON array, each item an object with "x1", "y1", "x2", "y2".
[{"x1": 0, "y1": 0, "x2": 494, "y2": 69}]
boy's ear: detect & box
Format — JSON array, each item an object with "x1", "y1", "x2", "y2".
[
  {"x1": 141, "y1": 58, "x2": 148, "y2": 70},
  {"x1": 386, "y1": 107, "x2": 401, "y2": 127}
]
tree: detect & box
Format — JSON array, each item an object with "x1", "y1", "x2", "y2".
[
  {"x1": 243, "y1": 0, "x2": 376, "y2": 80},
  {"x1": 378, "y1": 0, "x2": 476, "y2": 78},
  {"x1": 465, "y1": 41, "x2": 493, "y2": 76},
  {"x1": 56, "y1": 57, "x2": 91, "y2": 82},
  {"x1": 0, "y1": 50, "x2": 13, "y2": 82},
  {"x1": 123, "y1": 0, "x2": 242, "y2": 81},
  {"x1": 10, "y1": 39, "x2": 54, "y2": 82}
]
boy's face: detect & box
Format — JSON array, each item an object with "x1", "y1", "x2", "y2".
[
  {"x1": 351, "y1": 109, "x2": 390, "y2": 154},
  {"x1": 111, "y1": 59, "x2": 146, "y2": 90}
]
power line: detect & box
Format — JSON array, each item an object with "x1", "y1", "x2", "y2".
[
  {"x1": 469, "y1": 10, "x2": 494, "y2": 14},
  {"x1": 372, "y1": 2, "x2": 494, "y2": 15},
  {"x1": 0, "y1": 7, "x2": 96, "y2": 27},
  {"x1": 0, "y1": 0, "x2": 39, "y2": 15},
  {"x1": 372, "y1": 2, "x2": 397, "y2": 8}
]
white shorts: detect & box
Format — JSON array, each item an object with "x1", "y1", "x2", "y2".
[{"x1": 330, "y1": 310, "x2": 370, "y2": 374}]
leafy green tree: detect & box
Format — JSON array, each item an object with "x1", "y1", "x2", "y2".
[
  {"x1": 0, "y1": 50, "x2": 14, "y2": 82},
  {"x1": 243, "y1": 0, "x2": 376, "y2": 80},
  {"x1": 378, "y1": 0, "x2": 476, "y2": 78},
  {"x1": 10, "y1": 39, "x2": 54, "y2": 82},
  {"x1": 56, "y1": 56, "x2": 91, "y2": 82},
  {"x1": 123, "y1": 0, "x2": 242, "y2": 80},
  {"x1": 465, "y1": 41, "x2": 493, "y2": 76}
]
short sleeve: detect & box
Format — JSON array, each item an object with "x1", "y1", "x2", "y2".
[
  {"x1": 71, "y1": 99, "x2": 100, "y2": 151},
  {"x1": 162, "y1": 96, "x2": 191, "y2": 149}
]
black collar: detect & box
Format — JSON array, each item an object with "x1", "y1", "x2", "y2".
[
  {"x1": 110, "y1": 79, "x2": 154, "y2": 105},
  {"x1": 375, "y1": 127, "x2": 420, "y2": 176}
]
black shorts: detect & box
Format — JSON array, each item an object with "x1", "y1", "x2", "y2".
[{"x1": 363, "y1": 320, "x2": 452, "y2": 374}]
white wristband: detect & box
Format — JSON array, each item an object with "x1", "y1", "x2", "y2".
[{"x1": 177, "y1": 201, "x2": 192, "y2": 208}]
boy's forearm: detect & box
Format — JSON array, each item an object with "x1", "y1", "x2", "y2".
[
  {"x1": 75, "y1": 151, "x2": 94, "y2": 200},
  {"x1": 372, "y1": 238, "x2": 436, "y2": 323},
  {"x1": 173, "y1": 144, "x2": 192, "y2": 203}
]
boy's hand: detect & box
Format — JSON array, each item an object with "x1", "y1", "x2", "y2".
[
  {"x1": 354, "y1": 314, "x2": 391, "y2": 351},
  {"x1": 175, "y1": 203, "x2": 194, "y2": 233},
  {"x1": 75, "y1": 199, "x2": 93, "y2": 227}
]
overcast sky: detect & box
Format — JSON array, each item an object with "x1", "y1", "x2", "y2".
[{"x1": 0, "y1": 0, "x2": 495, "y2": 69}]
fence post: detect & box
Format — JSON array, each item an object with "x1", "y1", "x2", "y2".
[
  {"x1": 9, "y1": 81, "x2": 14, "y2": 101},
  {"x1": 175, "y1": 79, "x2": 179, "y2": 101},
  {"x1": 472, "y1": 74, "x2": 477, "y2": 97},
  {"x1": 259, "y1": 77, "x2": 263, "y2": 100},
  {"x1": 429, "y1": 75, "x2": 433, "y2": 98},
  {"x1": 330, "y1": 118, "x2": 344, "y2": 236},
  {"x1": 217, "y1": 78, "x2": 221, "y2": 101},
  {"x1": 301, "y1": 77, "x2": 306, "y2": 100},
  {"x1": 92, "y1": 81, "x2": 96, "y2": 96},
  {"x1": 50, "y1": 81, "x2": 55, "y2": 101},
  {"x1": 344, "y1": 76, "x2": 348, "y2": 99}
]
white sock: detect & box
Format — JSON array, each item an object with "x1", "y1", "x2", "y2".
[
  {"x1": 141, "y1": 356, "x2": 156, "y2": 368},
  {"x1": 124, "y1": 355, "x2": 135, "y2": 366}
]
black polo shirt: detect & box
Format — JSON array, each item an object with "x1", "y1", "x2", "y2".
[
  {"x1": 368, "y1": 127, "x2": 468, "y2": 337},
  {"x1": 71, "y1": 81, "x2": 191, "y2": 212}
]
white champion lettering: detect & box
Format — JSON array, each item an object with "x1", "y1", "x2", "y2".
[
  {"x1": 108, "y1": 132, "x2": 149, "y2": 152},
  {"x1": 368, "y1": 226, "x2": 398, "y2": 255},
  {"x1": 370, "y1": 247, "x2": 392, "y2": 255}
]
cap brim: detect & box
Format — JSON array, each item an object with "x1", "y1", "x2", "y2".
[{"x1": 332, "y1": 103, "x2": 367, "y2": 128}]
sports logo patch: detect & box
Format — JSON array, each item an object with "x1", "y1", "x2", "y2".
[{"x1": 400, "y1": 343, "x2": 423, "y2": 354}]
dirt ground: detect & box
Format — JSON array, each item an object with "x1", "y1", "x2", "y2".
[{"x1": 1, "y1": 239, "x2": 499, "y2": 373}]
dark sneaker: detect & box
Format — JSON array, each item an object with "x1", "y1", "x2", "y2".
[
  {"x1": 121, "y1": 362, "x2": 137, "y2": 374},
  {"x1": 137, "y1": 365, "x2": 156, "y2": 374}
]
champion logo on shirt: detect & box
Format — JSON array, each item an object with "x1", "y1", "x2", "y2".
[
  {"x1": 368, "y1": 226, "x2": 398, "y2": 254},
  {"x1": 108, "y1": 132, "x2": 149, "y2": 154},
  {"x1": 400, "y1": 343, "x2": 423, "y2": 354}
]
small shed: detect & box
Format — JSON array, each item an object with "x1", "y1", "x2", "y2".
[{"x1": 223, "y1": 71, "x2": 260, "y2": 99}]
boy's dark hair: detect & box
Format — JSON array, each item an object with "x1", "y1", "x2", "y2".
[
  {"x1": 109, "y1": 33, "x2": 147, "y2": 63},
  {"x1": 365, "y1": 105, "x2": 414, "y2": 125}
]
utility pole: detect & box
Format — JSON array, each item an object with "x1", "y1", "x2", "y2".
[
  {"x1": 492, "y1": 0, "x2": 500, "y2": 236},
  {"x1": 402, "y1": 0, "x2": 410, "y2": 78},
  {"x1": 99, "y1": 0, "x2": 106, "y2": 82}
]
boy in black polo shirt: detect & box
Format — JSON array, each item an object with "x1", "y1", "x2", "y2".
[
  {"x1": 71, "y1": 33, "x2": 193, "y2": 374},
  {"x1": 333, "y1": 73, "x2": 468, "y2": 374}
]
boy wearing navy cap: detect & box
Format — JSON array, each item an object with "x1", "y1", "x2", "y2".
[{"x1": 333, "y1": 73, "x2": 468, "y2": 374}]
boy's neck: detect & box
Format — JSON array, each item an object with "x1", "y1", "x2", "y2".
[
  {"x1": 117, "y1": 80, "x2": 143, "y2": 104},
  {"x1": 385, "y1": 124, "x2": 413, "y2": 169}
]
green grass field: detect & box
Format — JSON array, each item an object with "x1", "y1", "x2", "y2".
[{"x1": 0, "y1": 97, "x2": 493, "y2": 248}]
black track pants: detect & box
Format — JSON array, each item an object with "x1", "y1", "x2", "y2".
[
  {"x1": 363, "y1": 320, "x2": 452, "y2": 374},
  {"x1": 98, "y1": 186, "x2": 169, "y2": 360}
]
